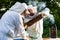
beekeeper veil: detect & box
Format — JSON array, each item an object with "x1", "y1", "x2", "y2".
[{"x1": 9, "y1": 2, "x2": 28, "y2": 14}]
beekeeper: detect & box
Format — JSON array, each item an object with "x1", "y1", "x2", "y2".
[
  {"x1": 0, "y1": 2, "x2": 29, "y2": 40},
  {"x1": 24, "y1": 2, "x2": 50, "y2": 40},
  {"x1": 24, "y1": 4, "x2": 43, "y2": 40}
]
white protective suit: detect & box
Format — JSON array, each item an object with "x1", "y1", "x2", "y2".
[
  {"x1": 24, "y1": 5, "x2": 50, "y2": 40},
  {"x1": 0, "y1": 2, "x2": 28, "y2": 40}
]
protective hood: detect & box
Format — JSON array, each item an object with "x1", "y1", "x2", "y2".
[{"x1": 9, "y1": 2, "x2": 28, "y2": 14}]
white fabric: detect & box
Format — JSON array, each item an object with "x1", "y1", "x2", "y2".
[
  {"x1": 42, "y1": 8, "x2": 50, "y2": 16},
  {"x1": 24, "y1": 12, "x2": 43, "y2": 40},
  {"x1": 28, "y1": 5, "x2": 33, "y2": 9},
  {"x1": 0, "y1": 2, "x2": 28, "y2": 40},
  {"x1": 24, "y1": 16, "x2": 43, "y2": 40},
  {"x1": 48, "y1": 14, "x2": 55, "y2": 24},
  {"x1": 22, "y1": 3, "x2": 27, "y2": 9},
  {"x1": 10, "y1": 2, "x2": 27, "y2": 14},
  {"x1": 24, "y1": 8, "x2": 50, "y2": 40}
]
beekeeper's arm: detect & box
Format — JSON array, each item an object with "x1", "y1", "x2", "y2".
[{"x1": 16, "y1": 15, "x2": 29, "y2": 40}]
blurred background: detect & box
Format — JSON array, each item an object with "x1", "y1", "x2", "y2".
[{"x1": 0, "y1": 0, "x2": 60, "y2": 38}]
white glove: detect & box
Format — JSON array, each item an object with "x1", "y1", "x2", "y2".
[{"x1": 8, "y1": 30, "x2": 15, "y2": 38}]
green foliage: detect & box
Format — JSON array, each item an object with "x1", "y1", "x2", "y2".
[
  {"x1": 47, "y1": 1, "x2": 60, "y2": 30},
  {"x1": 43, "y1": 28, "x2": 50, "y2": 38},
  {"x1": 43, "y1": 0, "x2": 60, "y2": 37}
]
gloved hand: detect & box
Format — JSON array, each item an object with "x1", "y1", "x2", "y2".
[{"x1": 7, "y1": 30, "x2": 15, "y2": 38}]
